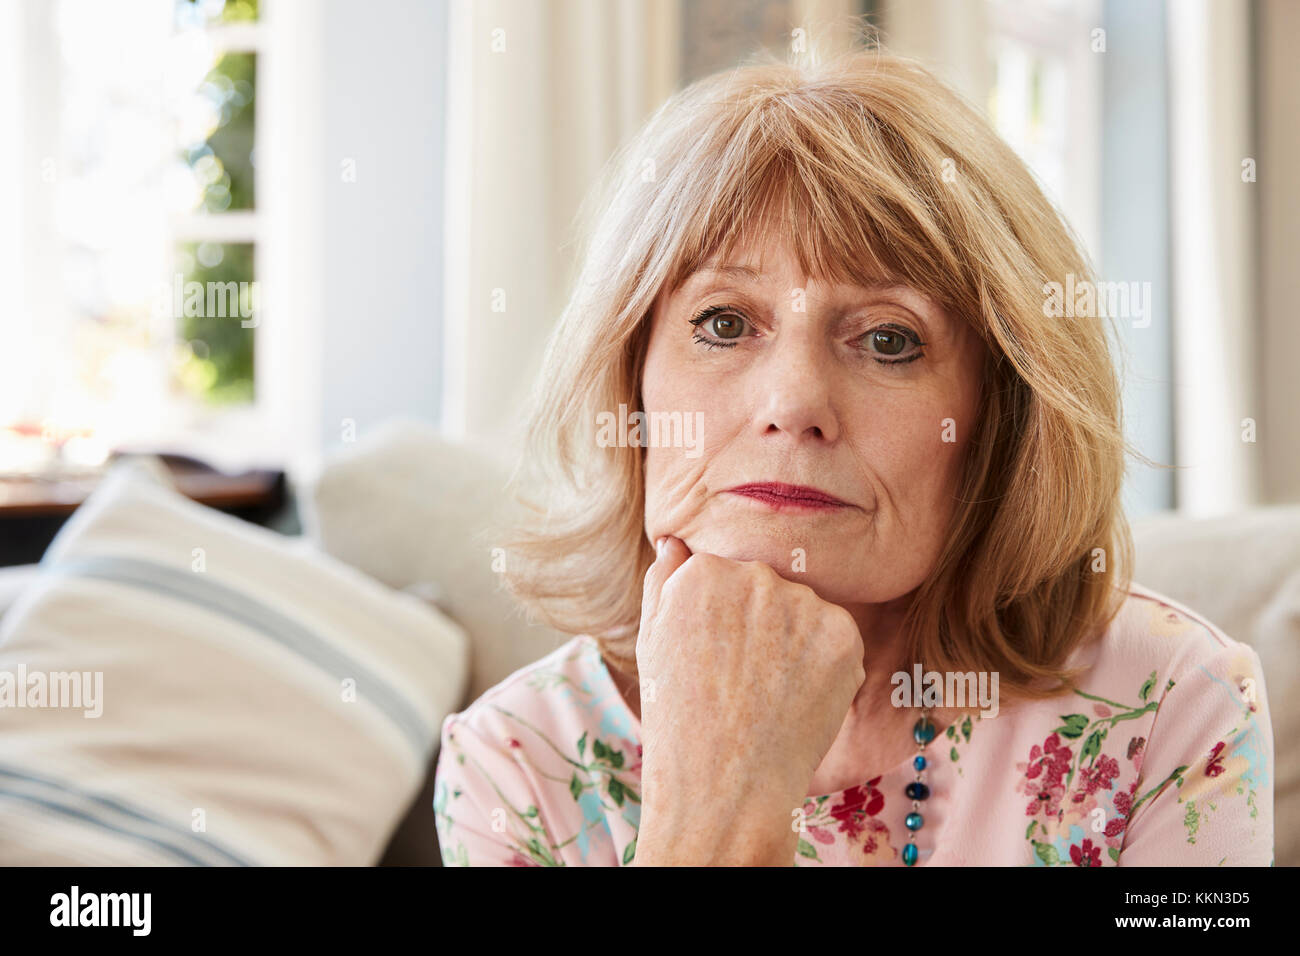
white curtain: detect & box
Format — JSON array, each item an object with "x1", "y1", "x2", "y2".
[
  {"x1": 881, "y1": 0, "x2": 990, "y2": 106},
  {"x1": 886, "y1": 0, "x2": 1277, "y2": 517},
  {"x1": 1166, "y1": 0, "x2": 1261, "y2": 515},
  {"x1": 1257, "y1": 0, "x2": 1300, "y2": 504},
  {"x1": 441, "y1": 0, "x2": 681, "y2": 447}
]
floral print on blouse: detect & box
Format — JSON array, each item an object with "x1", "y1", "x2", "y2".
[{"x1": 432, "y1": 582, "x2": 1273, "y2": 866}]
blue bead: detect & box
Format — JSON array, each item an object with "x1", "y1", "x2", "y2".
[
  {"x1": 906, "y1": 812, "x2": 924, "y2": 831},
  {"x1": 905, "y1": 781, "x2": 930, "y2": 801},
  {"x1": 902, "y1": 842, "x2": 919, "y2": 866},
  {"x1": 913, "y1": 718, "x2": 936, "y2": 745},
  {"x1": 913, "y1": 755, "x2": 927, "y2": 771}
]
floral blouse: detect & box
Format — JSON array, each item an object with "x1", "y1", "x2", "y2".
[{"x1": 432, "y1": 582, "x2": 1273, "y2": 866}]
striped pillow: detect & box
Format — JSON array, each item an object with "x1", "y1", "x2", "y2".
[{"x1": 0, "y1": 461, "x2": 468, "y2": 865}]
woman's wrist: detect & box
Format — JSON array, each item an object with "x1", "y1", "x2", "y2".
[
  {"x1": 633, "y1": 796, "x2": 802, "y2": 866},
  {"x1": 634, "y1": 825, "x2": 798, "y2": 866}
]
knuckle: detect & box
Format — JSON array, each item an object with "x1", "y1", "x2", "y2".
[
  {"x1": 693, "y1": 552, "x2": 726, "y2": 574},
  {"x1": 829, "y1": 603, "x2": 855, "y2": 630},
  {"x1": 677, "y1": 553, "x2": 706, "y2": 576},
  {"x1": 827, "y1": 607, "x2": 860, "y2": 648},
  {"x1": 658, "y1": 569, "x2": 685, "y2": 603},
  {"x1": 742, "y1": 558, "x2": 781, "y2": 589}
]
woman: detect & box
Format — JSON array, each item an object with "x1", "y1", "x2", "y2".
[{"x1": 432, "y1": 46, "x2": 1273, "y2": 866}]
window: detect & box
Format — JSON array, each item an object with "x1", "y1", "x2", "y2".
[
  {"x1": 986, "y1": 0, "x2": 1103, "y2": 262},
  {"x1": 0, "y1": 0, "x2": 264, "y2": 475}
]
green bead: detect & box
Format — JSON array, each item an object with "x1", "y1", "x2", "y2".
[
  {"x1": 902, "y1": 842, "x2": 919, "y2": 866},
  {"x1": 913, "y1": 717, "x2": 936, "y2": 745}
]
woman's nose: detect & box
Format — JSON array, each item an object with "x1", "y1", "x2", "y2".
[{"x1": 751, "y1": 333, "x2": 840, "y2": 444}]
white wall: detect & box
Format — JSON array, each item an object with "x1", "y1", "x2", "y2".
[
  {"x1": 264, "y1": 0, "x2": 447, "y2": 481},
  {"x1": 1102, "y1": 0, "x2": 1173, "y2": 520}
]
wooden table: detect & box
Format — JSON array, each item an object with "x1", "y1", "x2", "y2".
[{"x1": 0, "y1": 454, "x2": 286, "y2": 565}]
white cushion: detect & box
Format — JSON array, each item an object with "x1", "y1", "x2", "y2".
[
  {"x1": 0, "y1": 565, "x2": 41, "y2": 624},
  {"x1": 0, "y1": 459, "x2": 468, "y2": 865},
  {"x1": 300, "y1": 418, "x2": 568, "y2": 709},
  {"x1": 1133, "y1": 504, "x2": 1300, "y2": 869}
]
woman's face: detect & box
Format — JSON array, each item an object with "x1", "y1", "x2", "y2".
[{"x1": 640, "y1": 232, "x2": 986, "y2": 610}]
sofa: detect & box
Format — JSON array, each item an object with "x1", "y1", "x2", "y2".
[{"x1": 0, "y1": 418, "x2": 1294, "y2": 865}]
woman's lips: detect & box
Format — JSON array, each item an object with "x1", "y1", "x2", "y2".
[{"x1": 724, "y1": 482, "x2": 854, "y2": 512}]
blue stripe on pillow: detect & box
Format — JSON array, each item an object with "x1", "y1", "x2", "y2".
[
  {"x1": 44, "y1": 555, "x2": 434, "y2": 761},
  {"x1": 0, "y1": 764, "x2": 254, "y2": 866}
]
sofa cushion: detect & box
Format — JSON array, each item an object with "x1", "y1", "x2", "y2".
[
  {"x1": 1133, "y1": 505, "x2": 1300, "y2": 868},
  {"x1": 299, "y1": 418, "x2": 568, "y2": 710},
  {"x1": 0, "y1": 458, "x2": 468, "y2": 865},
  {"x1": 0, "y1": 565, "x2": 41, "y2": 625}
]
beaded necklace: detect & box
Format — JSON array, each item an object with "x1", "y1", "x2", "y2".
[{"x1": 902, "y1": 706, "x2": 935, "y2": 866}]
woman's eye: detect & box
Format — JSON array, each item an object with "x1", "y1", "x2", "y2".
[
  {"x1": 861, "y1": 325, "x2": 924, "y2": 365},
  {"x1": 689, "y1": 306, "x2": 747, "y2": 349},
  {"x1": 709, "y1": 314, "x2": 745, "y2": 339},
  {"x1": 870, "y1": 329, "x2": 908, "y2": 356},
  {"x1": 688, "y1": 309, "x2": 924, "y2": 364}
]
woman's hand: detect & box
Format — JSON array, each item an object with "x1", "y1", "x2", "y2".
[{"x1": 630, "y1": 535, "x2": 866, "y2": 866}]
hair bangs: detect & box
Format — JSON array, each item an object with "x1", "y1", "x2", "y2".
[{"x1": 658, "y1": 92, "x2": 970, "y2": 317}]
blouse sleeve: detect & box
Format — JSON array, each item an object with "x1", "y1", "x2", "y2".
[
  {"x1": 1118, "y1": 641, "x2": 1274, "y2": 865},
  {"x1": 432, "y1": 712, "x2": 563, "y2": 867}
]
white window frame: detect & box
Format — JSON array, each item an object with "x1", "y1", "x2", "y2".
[{"x1": 161, "y1": 13, "x2": 271, "y2": 471}]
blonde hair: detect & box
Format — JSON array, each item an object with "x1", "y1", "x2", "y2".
[{"x1": 496, "y1": 37, "x2": 1144, "y2": 706}]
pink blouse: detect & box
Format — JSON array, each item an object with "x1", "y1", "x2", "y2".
[{"x1": 432, "y1": 582, "x2": 1273, "y2": 866}]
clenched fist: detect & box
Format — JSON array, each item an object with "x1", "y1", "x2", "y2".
[{"x1": 631, "y1": 535, "x2": 866, "y2": 866}]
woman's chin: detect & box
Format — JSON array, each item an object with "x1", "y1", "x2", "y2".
[
  {"x1": 685, "y1": 535, "x2": 845, "y2": 579},
  {"x1": 675, "y1": 533, "x2": 915, "y2": 606}
]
